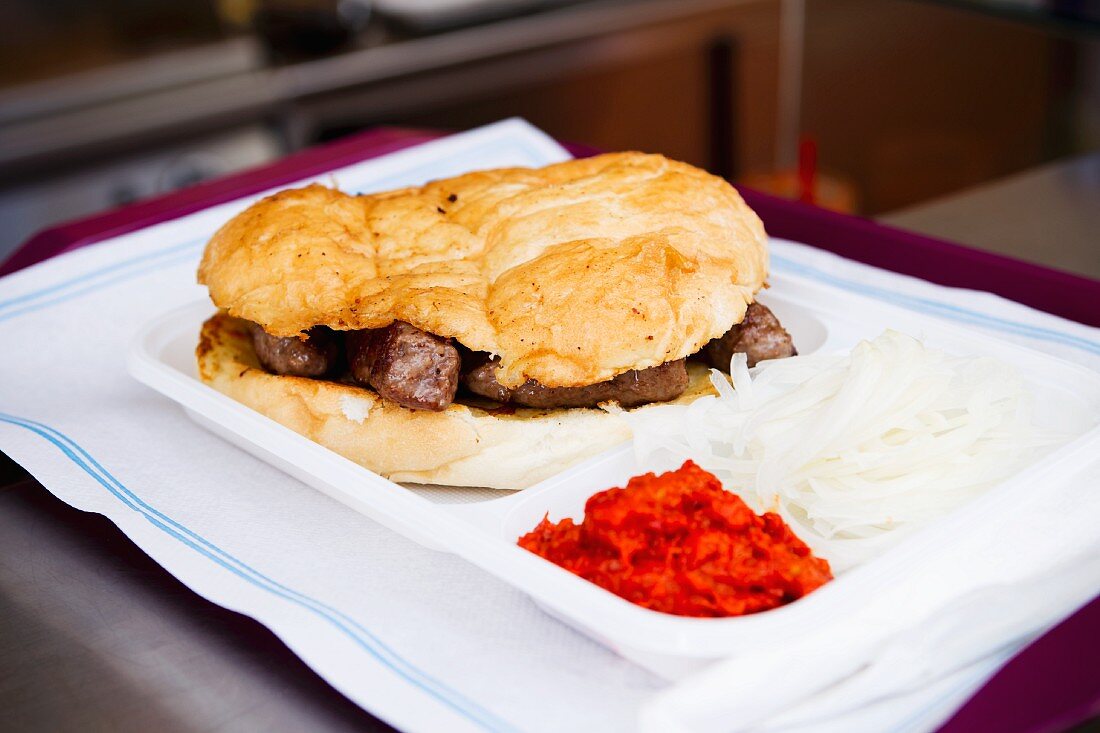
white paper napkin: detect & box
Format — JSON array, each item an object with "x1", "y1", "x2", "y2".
[{"x1": 1, "y1": 120, "x2": 1098, "y2": 733}]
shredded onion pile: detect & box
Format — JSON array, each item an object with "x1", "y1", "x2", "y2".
[{"x1": 621, "y1": 330, "x2": 1054, "y2": 570}]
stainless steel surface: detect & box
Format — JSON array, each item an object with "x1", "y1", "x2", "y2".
[
  {"x1": 0, "y1": 458, "x2": 393, "y2": 733},
  {"x1": 880, "y1": 152, "x2": 1100, "y2": 280},
  {"x1": 0, "y1": 0, "x2": 767, "y2": 177},
  {"x1": 0, "y1": 38, "x2": 265, "y2": 127}
]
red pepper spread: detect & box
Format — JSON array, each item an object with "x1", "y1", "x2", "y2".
[{"x1": 518, "y1": 461, "x2": 833, "y2": 617}]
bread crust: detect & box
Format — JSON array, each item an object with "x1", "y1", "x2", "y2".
[
  {"x1": 198, "y1": 153, "x2": 767, "y2": 389},
  {"x1": 197, "y1": 313, "x2": 718, "y2": 489}
]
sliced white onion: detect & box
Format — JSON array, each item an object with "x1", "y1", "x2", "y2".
[{"x1": 624, "y1": 330, "x2": 1059, "y2": 571}]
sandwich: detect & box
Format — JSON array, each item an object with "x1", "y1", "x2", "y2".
[{"x1": 196, "y1": 153, "x2": 795, "y2": 489}]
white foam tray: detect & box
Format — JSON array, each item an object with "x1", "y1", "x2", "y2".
[{"x1": 128, "y1": 256, "x2": 1100, "y2": 680}]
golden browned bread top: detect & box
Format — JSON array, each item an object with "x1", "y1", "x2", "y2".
[{"x1": 198, "y1": 152, "x2": 768, "y2": 388}]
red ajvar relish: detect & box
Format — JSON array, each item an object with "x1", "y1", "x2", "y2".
[{"x1": 517, "y1": 461, "x2": 833, "y2": 617}]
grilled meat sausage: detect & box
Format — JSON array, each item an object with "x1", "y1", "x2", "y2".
[
  {"x1": 704, "y1": 302, "x2": 796, "y2": 370},
  {"x1": 347, "y1": 321, "x2": 460, "y2": 412},
  {"x1": 464, "y1": 358, "x2": 689, "y2": 409},
  {"x1": 249, "y1": 323, "x2": 340, "y2": 377}
]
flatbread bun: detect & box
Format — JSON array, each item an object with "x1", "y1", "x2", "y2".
[
  {"x1": 197, "y1": 312, "x2": 718, "y2": 489},
  {"x1": 198, "y1": 152, "x2": 768, "y2": 388}
]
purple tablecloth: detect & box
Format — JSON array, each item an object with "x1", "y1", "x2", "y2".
[{"x1": 3, "y1": 126, "x2": 1098, "y2": 733}]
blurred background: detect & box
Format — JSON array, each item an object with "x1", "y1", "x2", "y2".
[{"x1": 1, "y1": 0, "x2": 1097, "y2": 276}]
